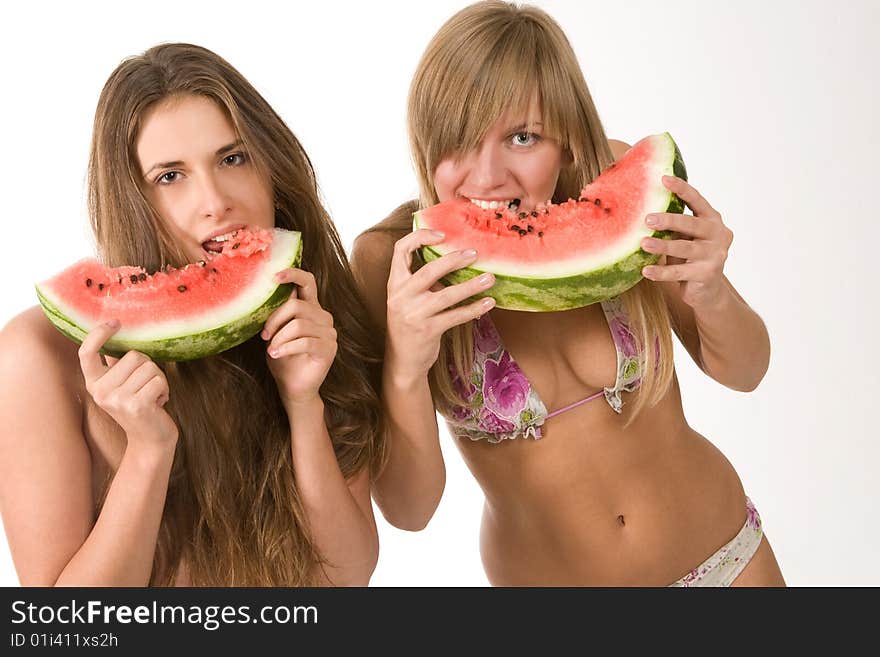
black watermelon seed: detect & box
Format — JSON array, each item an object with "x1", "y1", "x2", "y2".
[
  {"x1": 130, "y1": 275, "x2": 138, "y2": 284},
  {"x1": 98, "y1": 283, "x2": 104, "y2": 291},
  {"x1": 594, "y1": 198, "x2": 601, "y2": 206},
  {"x1": 211, "y1": 268, "x2": 219, "y2": 274},
  {"x1": 579, "y1": 197, "x2": 588, "y2": 202},
  {"x1": 604, "y1": 207, "x2": 611, "y2": 214},
  {"x1": 538, "y1": 231, "x2": 544, "y2": 237},
  {"x1": 495, "y1": 212, "x2": 502, "y2": 219},
  {"x1": 85, "y1": 278, "x2": 92, "y2": 287},
  {"x1": 518, "y1": 212, "x2": 527, "y2": 219},
  {"x1": 177, "y1": 285, "x2": 187, "y2": 292},
  {"x1": 117, "y1": 278, "x2": 122, "y2": 284},
  {"x1": 518, "y1": 229, "x2": 527, "y2": 236},
  {"x1": 232, "y1": 242, "x2": 240, "y2": 250},
  {"x1": 531, "y1": 211, "x2": 538, "y2": 218},
  {"x1": 510, "y1": 225, "x2": 521, "y2": 231},
  {"x1": 527, "y1": 225, "x2": 533, "y2": 232}
]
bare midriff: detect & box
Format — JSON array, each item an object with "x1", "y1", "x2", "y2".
[{"x1": 453, "y1": 305, "x2": 748, "y2": 586}]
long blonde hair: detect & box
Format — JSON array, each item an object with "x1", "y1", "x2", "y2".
[
  {"x1": 89, "y1": 43, "x2": 384, "y2": 585},
  {"x1": 368, "y1": 1, "x2": 674, "y2": 423}
]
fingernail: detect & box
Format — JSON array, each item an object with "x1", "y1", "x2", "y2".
[
  {"x1": 269, "y1": 348, "x2": 280, "y2": 358},
  {"x1": 478, "y1": 273, "x2": 494, "y2": 286},
  {"x1": 482, "y1": 297, "x2": 495, "y2": 308},
  {"x1": 261, "y1": 330, "x2": 268, "y2": 340},
  {"x1": 462, "y1": 249, "x2": 477, "y2": 258},
  {"x1": 432, "y1": 231, "x2": 445, "y2": 239},
  {"x1": 106, "y1": 319, "x2": 120, "y2": 328},
  {"x1": 642, "y1": 267, "x2": 655, "y2": 278},
  {"x1": 642, "y1": 238, "x2": 654, "y2": 250},
  {"x1": 645, "y1": 215, "x2": 657, "y2": 225}
]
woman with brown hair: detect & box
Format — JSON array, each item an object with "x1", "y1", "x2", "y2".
[
  {"x1": 353, "y1": 1, "x2": 785, "y2": 586},
  {"x1": 0, "y1": 43, "x2": 383, "y2": 586}
]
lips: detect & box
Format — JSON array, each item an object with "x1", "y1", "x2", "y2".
[{"x1": 201, "y1": 225, "x2": 247, "y2": 253}]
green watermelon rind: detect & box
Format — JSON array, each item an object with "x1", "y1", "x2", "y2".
[
  {"x1": 416, "y1": 134, "x2": 687, "y2": 312},
  {"x1": 35, "y1": 232, "x2": 303, "y2": 361}
]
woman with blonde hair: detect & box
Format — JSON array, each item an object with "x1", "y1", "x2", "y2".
[
  {"x1": 0, "y1": 43, "x2": 382, "y2": 586},
  {"x1": 353, "y1": 1, "x2": 785, "y2": 586}
]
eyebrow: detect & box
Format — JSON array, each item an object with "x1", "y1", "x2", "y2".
[
  {"x1": 142, "y1": 140, "x2": 243, "y2": 179},
  {"x1": 509, "y1": 121, "x2": 544, "y2": 133}
]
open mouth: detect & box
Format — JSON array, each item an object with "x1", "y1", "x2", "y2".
[
  {"x1": 467, "y1": 198, "x2": 521, "y2": 211},
  {"x1": 201, "y1": 229, "x2": 243, "y2": 254}
]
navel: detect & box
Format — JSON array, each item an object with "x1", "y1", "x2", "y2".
[{"x1": 617, "y1": 514, "x2": 626, "y2": 527}]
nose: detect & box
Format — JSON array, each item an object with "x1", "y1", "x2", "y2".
[
  {"x1": 467, "y1": 140, "x2": 507, "y2": 191},
  {"x1": 197, "y1": 171, "x2": 232, "y2": 220}
]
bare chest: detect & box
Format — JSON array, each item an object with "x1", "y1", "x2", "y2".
[{"x1": 487, "y1": 305, "x2": 620, "y2": 411}]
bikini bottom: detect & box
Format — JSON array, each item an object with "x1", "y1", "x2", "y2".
[{"x1": 668, "y1": 495, "x2": 763, "y2": 587}]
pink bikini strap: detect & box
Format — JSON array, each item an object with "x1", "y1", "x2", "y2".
[{"x1": 544, "y1": 389, "x2": 606, "y2": 419}]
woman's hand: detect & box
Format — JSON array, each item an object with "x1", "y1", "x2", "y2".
[
  {"x1": 262, "y1": 269, "x2": 337, "y2": 407},
  {"x1": 640, "y1": 175, "x2": 734, "y2": 311},
  {"x1": 78, "y1": 320, "x2": 178, "y2": 446},
  {"x1": 385, "y1": 229, "x2": 496, "y2": 381}
]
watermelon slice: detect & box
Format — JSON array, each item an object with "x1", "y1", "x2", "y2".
[
  {"x1": 414, "y1": 132, "x2": 687, "y2": 311},
  {"x1": 36, "y1": 227, "x2": 303, "y2": 361}
]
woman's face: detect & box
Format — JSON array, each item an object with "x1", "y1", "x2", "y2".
[
  {"x1": 136, "y1": 94, "x2": 275, "y2": 261},
  {"x1": 433, "y1": 99, "x2": 565, "y2": 212}
]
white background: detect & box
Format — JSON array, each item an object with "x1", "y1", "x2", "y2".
[{"x1": 1, "y1": 0, "x2": 877, "y2": 587}]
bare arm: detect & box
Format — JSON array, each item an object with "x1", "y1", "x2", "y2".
[
  {"x1": 260, "y1": 268, "x2": 379, "y2": 585},
  {"x1": 286, "y1": 397, "x2": 378, "y2": 586},
  {"x1": 350, "y1": 232, "x2": 447, "y2": 531},
  {"x1": 0, "y1": 310, "x2": 177, "y2": 586},
  {"x1": 660, "y1": 273, "x2": 770, "y2": 392},
  {"x1": 608, "y1": 139, "x2": 770, "y2": 392}
]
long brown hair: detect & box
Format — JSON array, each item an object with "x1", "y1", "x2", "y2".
[
  {"x1": 366, "y1": 1, "x2": 674, "y2": 423},
  {"x1": 89, "y1": 43, "x2": 384, "y2": 585}
]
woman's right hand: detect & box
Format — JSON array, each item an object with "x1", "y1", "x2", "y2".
[
  {"x1": 78, "y1": 320, "x2": 178, "y2": 447},
  {"x1": 385, "y1": 229, "x2": 496, "y2": 379}
]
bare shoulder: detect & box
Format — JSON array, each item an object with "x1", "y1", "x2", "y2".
[
  {"x1": 351, "y1": 202, "x2": 413, "y2": 332},
  {"x1": 0, "y1": 308, "x2": 94, "y2": 585},
  {"x1": 608, "y1": 139, "x2": 632, "y2": 161},
  {"x1": 0, "y1": 306, "x2": 82, "y2": 388},
  {"x1": 350, "y1": 231, "x2": 397, "y2": 331}
]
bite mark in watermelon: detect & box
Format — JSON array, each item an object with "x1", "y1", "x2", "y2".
[
  {"x1": 36, "y1": 227, "x2": 303, "y2": 361},
  {"x1": 414, "y1": 132, "x2": 687, "y2": 311}
]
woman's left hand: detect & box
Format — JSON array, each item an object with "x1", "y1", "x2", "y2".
[
  {"x1": 640, "y1": 175, "x2": 734, "y2": 311},
  {"x1": 262, "y1": 268, "x2": 337, "y2": 407}
]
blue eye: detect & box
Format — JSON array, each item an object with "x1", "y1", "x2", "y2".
[
  {"x1": 511, "y1": 132, "x2": 539, "y2": 147},
  {"x1": 222, "y1": 153, "x2": 246, "y2": 166}
]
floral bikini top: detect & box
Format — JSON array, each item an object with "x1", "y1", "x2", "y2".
[{"x1": 443, "y1": 297, "x2": 646, "y2": 444}]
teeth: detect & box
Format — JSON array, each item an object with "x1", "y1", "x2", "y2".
[
  {"x1": 205, "y1": 229, "x2": 239, "y2": 243},
  {"x1": 469, "y1": 198, "x2": 514, "y2": 210}
]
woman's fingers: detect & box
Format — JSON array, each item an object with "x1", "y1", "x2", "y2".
[
  {"x1": 403, "y1": 248, "x2": 479, "y2": 296},
  {"x1": 422, "y1": 271, "x2": 496, "y2": 316},
  {"x1": 388, "y1": 229, "x2": 448, "y2": 289},
  {"x1": 135, "y1": 375, "x2": 170, "y2": 407},
  {"x1": 274, "y1": 267, "x2": 319, "y2": 303},
  {"x1": 646, "y1": 212, "x2": 714, "y2": 240},
  {"x1": 267, "y1": 319, "x2": 336, "y2": 356},
  {"x1": 262, "y1": 298, "x2": 332, "y2": 341},
  {"x1": 78, "y1": 320, "x2": 120, "y2": 382},
  {"x1": 662, "y1": 175, "x2": 717, "y2": 218},
  {"x1": 117, "y1": 360, "x2": 165, "y2": 397},
  {"x1": 435, "y1": 296, "x2": 496, "y2": 333},
  {"x1": 641, "y1": 237, "x2": 705, "y2": 260},
  {"x1": 269, "y1": 336, "x2": 337, "y2": 360}
]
